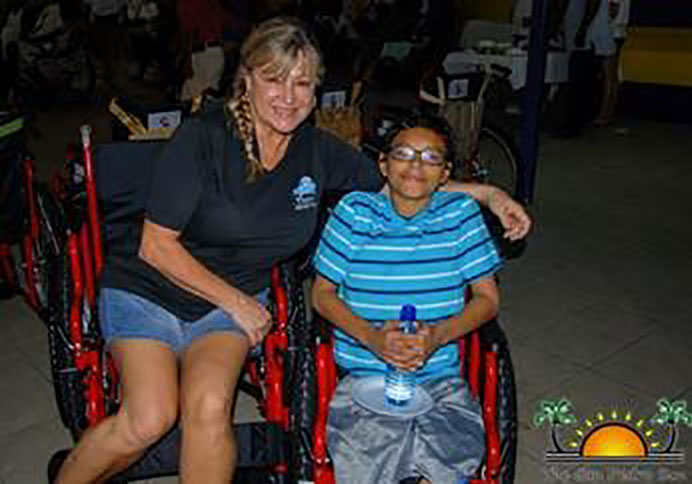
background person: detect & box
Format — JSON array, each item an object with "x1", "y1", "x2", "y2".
[
  {"x1": 594, "y1": 0, "x2": 630, "y2": 126},
  {"x1": 177, "y1": 0, "x2": 230, "y2": 100},
  {"x1": 83, "y1": 0, "x2": 126, "y2": 92},
  {"x1": 555, "y1": 0, "x2": 616, "y2": 137}
]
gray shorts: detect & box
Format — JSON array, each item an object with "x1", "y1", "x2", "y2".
[
  {"x1": 99, "y1": 288, "x2": 268, "y2": 354},
  {"x1": 327, "y1": 375, "x2": 485, "y2": 484}
]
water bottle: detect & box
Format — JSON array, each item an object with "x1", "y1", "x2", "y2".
[{"x1": 385, "y1": 304, "x2": 417, "y2": 406}]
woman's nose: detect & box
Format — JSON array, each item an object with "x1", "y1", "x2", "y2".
[{"x1": 281, "y1": 83, "x2": 295, "y2": 104}]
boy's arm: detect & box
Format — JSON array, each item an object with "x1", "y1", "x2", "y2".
[
  {"x1": 414, "y1": 276, "x2": 500, "y2": 365},
  {"x1": 312, "y1": 275, "x2": 421, "y2": 370}
]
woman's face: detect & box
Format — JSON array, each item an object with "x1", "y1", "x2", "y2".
[
  {"x1": 246, "y1": 51, "x2": 317, "y2": 136},
  {"x1": 379, "y1": 127, "x2": 450, "y2": 216}
]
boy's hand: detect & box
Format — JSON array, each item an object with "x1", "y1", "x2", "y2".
[
  {"x1": 367, "y1": 320, "x2": 420, "y2": 371},
  {"x1": 407, "y1": 324, "x2": 442, "y2": 369}
]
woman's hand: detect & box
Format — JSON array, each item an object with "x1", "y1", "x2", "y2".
[
  {"x1": 488, "y1": 188, "x2": 531, "y2": 240},
  {"x1": 366, "y1": 321, "x2": 421, "y2": 371},
  {"x1": 221, "y1": 293, "x2": 273, "y2": 346}
]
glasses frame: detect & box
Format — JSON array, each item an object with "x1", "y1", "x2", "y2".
[{"x1": 386, "y1": 144, "x2": 448, "y2": 168}]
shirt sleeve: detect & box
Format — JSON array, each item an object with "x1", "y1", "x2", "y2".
[
  {"x1": 313, "y1": 195, "x2": 358, "y2": 286},
  {"x1": 456, "y1": 198, "x2": 502, "y2": 284},
  {"x1": 144, "y1": 119, "x2": 203, "y2": 232},
  {"x1": 321, "y1": 131, "x2": 384, "y2": 193}
]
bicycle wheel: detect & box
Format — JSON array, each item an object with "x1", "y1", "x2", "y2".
[{"x1": 474, "y1": 124, "x2": 521, "y2": 198}]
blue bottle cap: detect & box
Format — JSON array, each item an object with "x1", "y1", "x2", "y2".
[{"x1": 399, "y1": 304, "x2": 416, "y2": 322}]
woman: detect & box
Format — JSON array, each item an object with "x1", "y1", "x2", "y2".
[
  {"x1": 312, "y1": 112, "x2": 499, "y2": 483},
  {"x1": 55, "y1": 17, "x2": 529, "y2": 483}
]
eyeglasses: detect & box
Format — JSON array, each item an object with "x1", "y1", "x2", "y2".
[{"x1": 387, "y1": 145, "x2": 447, "y2": 167}]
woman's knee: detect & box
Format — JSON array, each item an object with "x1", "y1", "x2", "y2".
[
  {"x1": 182, "y1": 388, "x2": 232, "y2": 430},
  {"x1": 119, "y1": 400, "x2": 178, "y2": 450}
]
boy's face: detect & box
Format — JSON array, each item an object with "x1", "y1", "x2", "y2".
[{"x1": 379, "y1": 127, "x2": 450, "y2": 215}]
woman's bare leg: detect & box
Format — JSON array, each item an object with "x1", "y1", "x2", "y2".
[
  {"x1": 56, "y1": 340, "x2": 178, "y2": 483},
  {"x1": 179, "y1": 332, "x2": 249, "y2": 483}
]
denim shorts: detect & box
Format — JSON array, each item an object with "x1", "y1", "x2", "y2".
[{"x1": 99, "y1": 288, "x2": 269, "y2": 354}]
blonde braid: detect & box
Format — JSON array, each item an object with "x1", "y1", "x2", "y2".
[{"x1": 228, "y1": 92, "x2": 265, "y2": 182}]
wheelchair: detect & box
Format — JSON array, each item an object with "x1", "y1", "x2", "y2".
[
  {"x1": 45, "y1": 107, "x2": 518, "y2": 483},
  {"x1": 0, "y1": 111, "x2": 62, "y2": 317}
]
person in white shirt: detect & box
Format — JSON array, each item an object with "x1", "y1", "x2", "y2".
[
  {"x1": 554, "y1": 0, "x2": 615, "y2": 137},
  {"x1": 594, "y1": 0, "x2": 630, "y2": 125}
]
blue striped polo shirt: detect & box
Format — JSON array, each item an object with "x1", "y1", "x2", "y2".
[{"x1": 313, "y1": 191, "x2": 501, "y2": 382}]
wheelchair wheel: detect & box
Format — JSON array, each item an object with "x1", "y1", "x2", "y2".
[
  {"x1": 33, "y1": 186, "x2": 64, "y2": 319},
  {"x1": 482, "y1": 320, "x2": 518, "y2": 484},
  {"x1": 279, "y1": 264, "x2": 318, "y2": 482},
  {"x1": 47, "y1": 247, "x2": 89, "y2": 440}
]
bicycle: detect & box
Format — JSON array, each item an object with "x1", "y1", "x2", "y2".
[{"x1": 418, "y1": 60, "x2": 522, "y2": 199}]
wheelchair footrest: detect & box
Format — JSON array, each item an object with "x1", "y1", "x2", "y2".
[{"x1": 71, "y1": 422, "x2": 286, "y2": 482}]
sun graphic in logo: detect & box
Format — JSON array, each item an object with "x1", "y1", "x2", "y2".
[
  {"x1": 570, "y1": 411, "x2": 656, "y2": 459},
  {"x1": 580, "y1": 423, "x2": 646, "y2": 457},
  {"x1": 534, "y1": 398, "x2": 691, "y2": 464}
]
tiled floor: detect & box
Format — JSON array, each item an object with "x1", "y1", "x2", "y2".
[{"x1": 1, "y1": 110, "x2": 691, "y2": 483}]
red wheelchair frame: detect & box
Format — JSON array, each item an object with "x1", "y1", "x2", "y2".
[{"x1": 46, "y1": 122, "x2": 517, "y2": 483}]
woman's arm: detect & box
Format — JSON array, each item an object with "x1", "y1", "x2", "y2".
[
  {"x1": 139, "y1": 219, "x2": 271, "y2": 345},
  {"x1": 441, "y1": 181, "x2": 531, "y2": 240},
  {"x1": 413, "y1": 276, "x2": 500, "y2": 366},
  {"x1": 312, "y1": 274, "x2": 420, "y2": 369}
]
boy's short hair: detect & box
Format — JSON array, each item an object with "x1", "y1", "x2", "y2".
[{"x1": 383, "y1": 110, "x2": 458, "y2": 166}]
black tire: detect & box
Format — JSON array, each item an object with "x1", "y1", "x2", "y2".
[
  {"x1": 33, "y1": 185, "x2": 65, "y2": 321},
  {"x1": 481, "y1": 320, "x2": 518, "y2": 484},
  {"x1": 280, "y1": 263, "x2": 317, "y2": 482},
  {"x1": 47, "y1": 245, "x2": 89, "y2": 441},
  {"x1": 475, "y1": 124, "x2": 521, "y2": 199}
]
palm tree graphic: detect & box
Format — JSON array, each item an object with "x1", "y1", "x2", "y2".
[
  {"x1": 651, "y1": 398, "x2": 692, "y2": 453},
  {"x1": 534, "y1": 398, "x2": 577, "y2": 453}
]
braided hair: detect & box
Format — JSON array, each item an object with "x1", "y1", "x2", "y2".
[{"x1": 227, "y1": 17, "x2": 324, "y2": 182}]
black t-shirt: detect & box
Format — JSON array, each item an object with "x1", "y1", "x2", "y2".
[{"x1": 100, "y1": 109, "x2": 383, "y2": 320}]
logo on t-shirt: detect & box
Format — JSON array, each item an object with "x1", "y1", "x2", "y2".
[{"x1": 292, "y1": 176, "x2": 318, "y2": 211}]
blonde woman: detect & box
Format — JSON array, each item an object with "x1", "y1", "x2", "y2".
[{"x1": 54, "y1": 17, "x2": 529, "y2": 484}]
